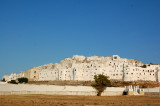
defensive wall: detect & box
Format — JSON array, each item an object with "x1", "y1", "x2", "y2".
[{"x1": 0, "y1": 84, "x2": 124, "y2": 96}]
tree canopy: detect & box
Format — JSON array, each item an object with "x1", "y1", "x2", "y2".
[{"x1": 92, "y1": 74, "x2": 111, "y2": 96}]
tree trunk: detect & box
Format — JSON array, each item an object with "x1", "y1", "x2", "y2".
[{"x1": 97, "y1": 91, "x2": 102, "y2": 96}]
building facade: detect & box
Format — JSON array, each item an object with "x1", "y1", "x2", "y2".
[{"x1": 2, "y1": 55, "x2": 160, "y2": 82}]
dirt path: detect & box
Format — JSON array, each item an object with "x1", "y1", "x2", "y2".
[{"x1": 0, "y1": 95, "x2": 160, "y2": 106}]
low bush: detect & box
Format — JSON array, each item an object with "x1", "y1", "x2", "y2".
[
  {"x1": 18, "y1": 77, "x2": 28, "y2": 83},
  {"x1": 8, "y1": 80, "x2": 18, "y2": 84},
  {"x1": 1, "y1": 78, "x2": 5, "y2": 82}
]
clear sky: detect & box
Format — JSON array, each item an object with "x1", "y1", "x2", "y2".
[{"x1": 0, "y1": 0, "x2": 160, "y2": 78}]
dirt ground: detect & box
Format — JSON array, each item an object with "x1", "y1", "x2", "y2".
[{"x1": 0, "y1": 95, "x2": 160, "y2": 106}]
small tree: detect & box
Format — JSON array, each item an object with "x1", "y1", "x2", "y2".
[
  {"x1": 18, "y1": 77, "x2": 28, "y2": 83},
  {"x1": 92, "y1": 74, "x2": 111, "y2": 96}
]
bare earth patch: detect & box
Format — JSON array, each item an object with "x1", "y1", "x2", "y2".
[{"x1": 0, "y1": 95, "x2": 160, "y2": 106}]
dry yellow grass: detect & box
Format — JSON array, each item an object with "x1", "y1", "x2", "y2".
[{"x1": 0, "y1": 95, "x2": 160, "y2": 106}]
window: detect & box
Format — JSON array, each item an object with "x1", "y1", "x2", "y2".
[
  {"x1": 114, "y1": 57, "x2": 117, "y2": 59},
  {"x1": 34, "y1": 71, "x2": 36, "y2": 74}
]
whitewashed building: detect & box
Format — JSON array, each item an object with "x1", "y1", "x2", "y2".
[
  {"x1": 2, "y1": 55, "x2": 160, "y2": 82},
  {"x1": 38, "y1": 55, "x2": 160, "y2": 82},
  {"x1": 2, "y1": 72, "x2": 24, "y2": 82}
]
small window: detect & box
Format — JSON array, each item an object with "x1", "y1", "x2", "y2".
[
  {"x1": 34, "y1": 71, "x2": 36, "y2": 74},
  {"x1": 114, "y1": 57, "x2": 117, "y2": 59}
]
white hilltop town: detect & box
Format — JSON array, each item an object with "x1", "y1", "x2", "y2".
[{"x1": 2, "y1": 55, "x2": 160, "y2": 82}]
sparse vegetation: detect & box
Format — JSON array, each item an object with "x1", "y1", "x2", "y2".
[{"x1": 0, "y1": 95, "x2": 160, "y2": 106}]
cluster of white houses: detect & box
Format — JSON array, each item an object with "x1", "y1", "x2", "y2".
[{"x1": 2, "y1": 55, "x2": 160, "y2": 82}]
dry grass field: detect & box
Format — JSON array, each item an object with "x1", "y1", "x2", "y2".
[{"x1": 0, "y1": 95, "x2": 160, "y2": 106}]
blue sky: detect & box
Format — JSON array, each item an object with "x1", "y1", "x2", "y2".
[{"x1": 0, "y1": 0, "x2": 160, "y2": 78}]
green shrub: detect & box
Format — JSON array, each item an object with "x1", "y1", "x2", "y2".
[
  {"x1": 8, "y1": 80, "x2": 18, "y2": 84},
  {"x1": 1, "y1": 78, "x2": 5, "y2": 82},
  {"x1": 18, "y1": 77, "x2": 28, "y2": 83}
]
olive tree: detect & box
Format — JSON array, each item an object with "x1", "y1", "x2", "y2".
[{"x1": 92, "y1": 74, "x2": 111, "y2": 96}]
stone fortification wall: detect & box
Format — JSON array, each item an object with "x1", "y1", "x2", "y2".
[{"x1": 0, "y1": 84, "x2": 124, "y2": 96}]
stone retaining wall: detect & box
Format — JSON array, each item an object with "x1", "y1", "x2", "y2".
[{"x1": 0, "y1": 84, "x2": 124, "y2": 96}]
